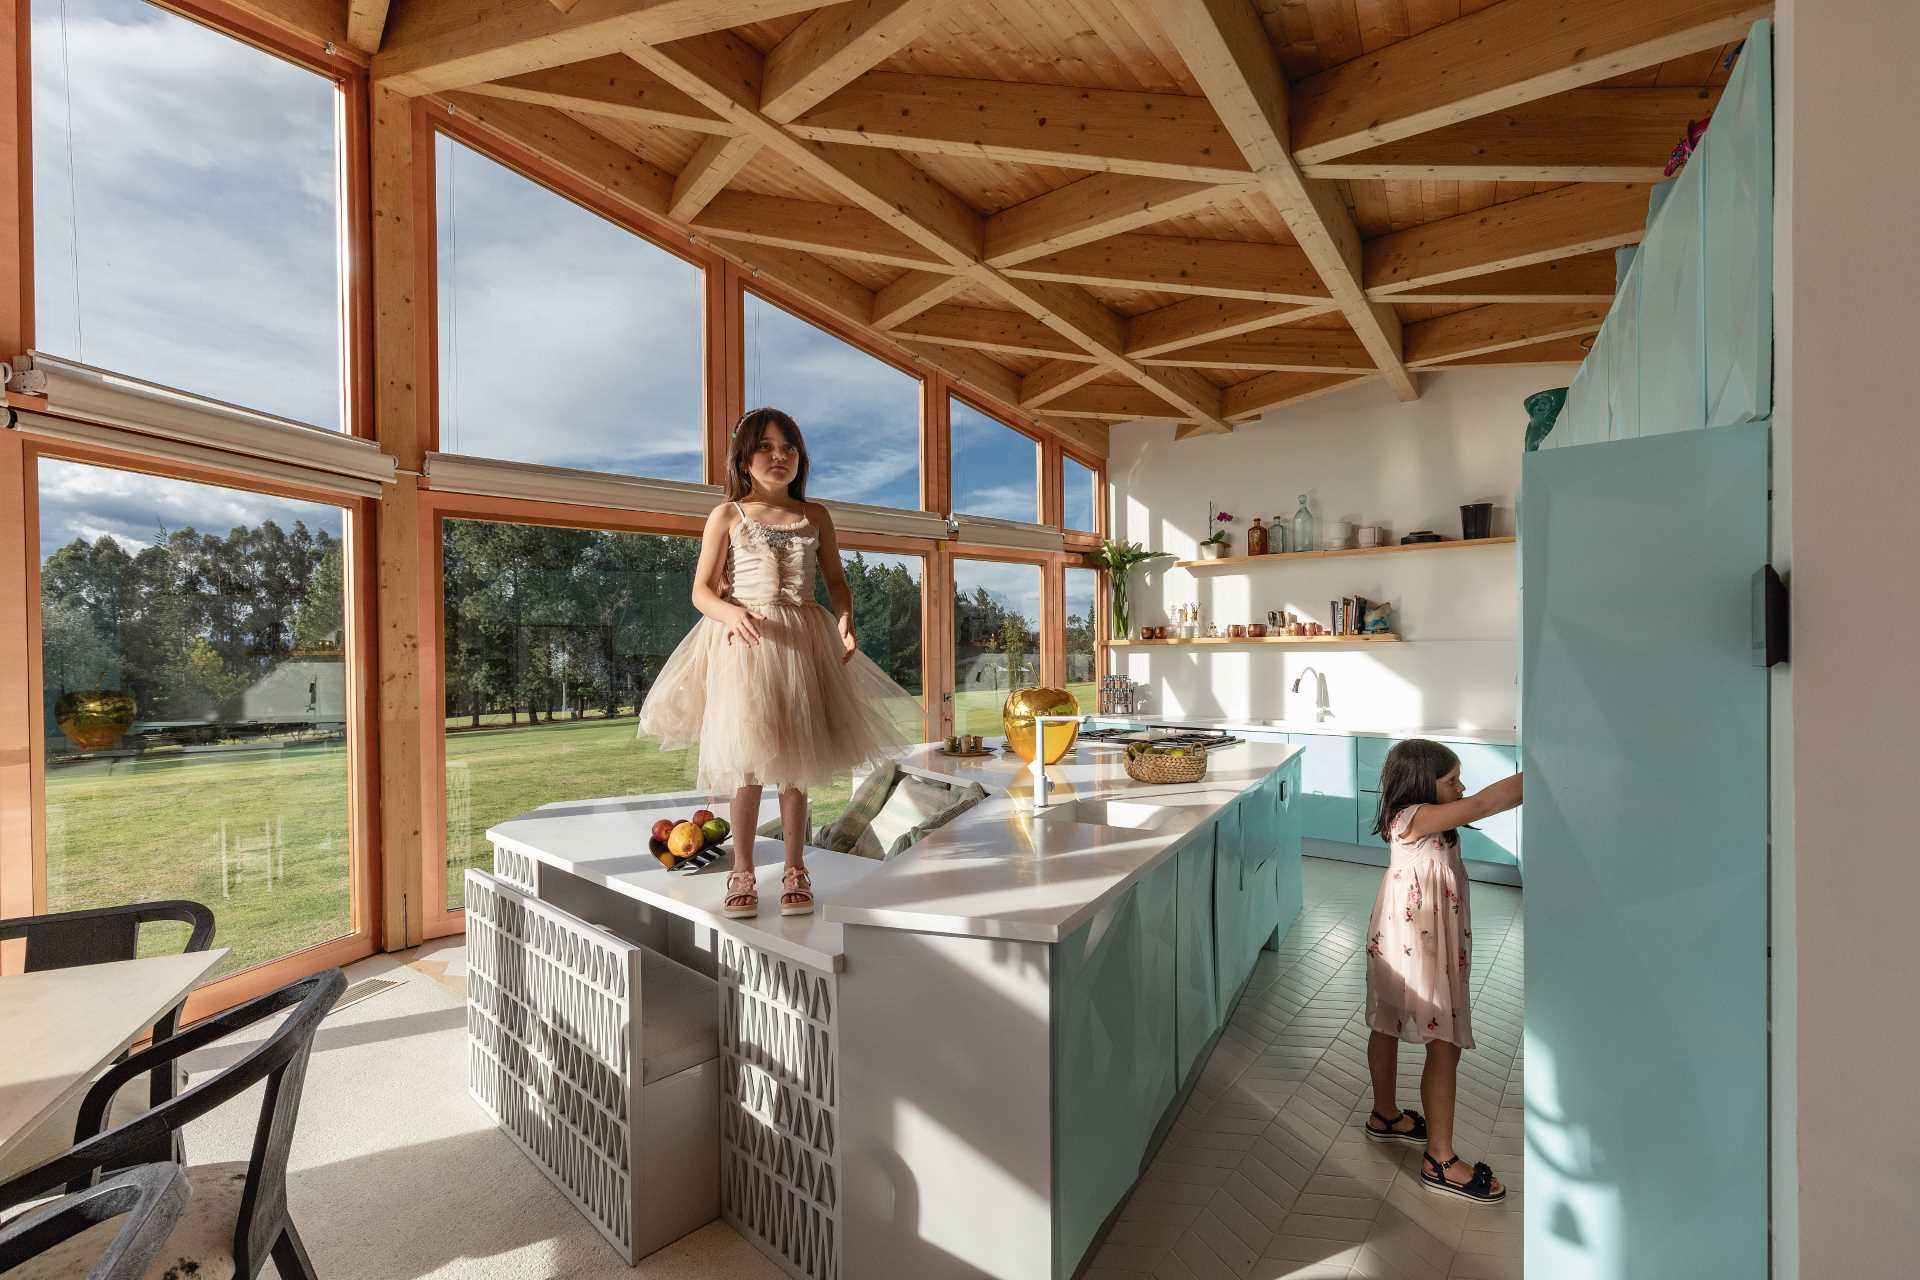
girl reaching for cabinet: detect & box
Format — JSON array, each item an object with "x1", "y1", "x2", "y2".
[
  {"x1": 637, "y1": 407, "x2": 912, "y2": 920},
  {"x1": 1360, "y1": 738, "x2": 1523, "y2": 1203}
]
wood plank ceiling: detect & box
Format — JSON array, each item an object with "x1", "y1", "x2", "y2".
[{"x1": 365, "y1": 0, "x2": 1764, "y2": 446}]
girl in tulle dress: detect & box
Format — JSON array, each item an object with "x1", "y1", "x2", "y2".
[
  {"x1": 638, "y1": 408, "x2": 912, "y2": 919},
  {"x1": 1360, "y1": 739, "x2": 1522, "y2": 1203}
]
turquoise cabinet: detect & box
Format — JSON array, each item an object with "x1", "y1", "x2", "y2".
[
  {"x1": 1607, "y1": 268, "x2": 1642, "y2": 441},
  {"x1": 1173, "y1": 824, "x2": 1218, "y2": 1084},
  {"x1": 1287, "y1": 732, "x2": 1358, "y2": 843},
  {"x1": 1211, "y1": 798, "x2": 1249, "y2": 996},
  {"x1": 1052, "y1": 855, "x2": 1179, "y2": 1278},
  {"x1": 1636, "y1": 163, "x2": 1706, "y2": 434},
  {"x1": 1705, "y1": 21, "x2": 1773, "y2": 426},
  {"x1": 1274, "y1": 759, "x2": 1304, "y2": 936},
  {"x1": 1452, "y1": 742, "x2": 1520, "y2": 866},
  {"x1": 1238, "y1": 780, "x2": 1281, "y2": 971}
]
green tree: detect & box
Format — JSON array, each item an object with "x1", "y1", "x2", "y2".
[
  {"x1": 997, "y1": 613, "x2": 1030, "y2": 687},
  {"x1": 292, "y1": 539, "x2": 345, "y2": 651}
]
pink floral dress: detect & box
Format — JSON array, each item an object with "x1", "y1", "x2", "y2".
[{"x1": 1365, "y1": 805, "x2": 1474, "y2": 1048}]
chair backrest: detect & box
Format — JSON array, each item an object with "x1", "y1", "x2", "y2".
[
  {"x1": 0, "y1": 1163, "x2": 189, "y2": 1280},
  {"x1": 0, "y1": 901, "x2": 216, "y2": 973}
]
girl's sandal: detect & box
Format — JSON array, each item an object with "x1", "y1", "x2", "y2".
[
  {"x1": 780, "y1": 867, "x2": 814, "y2": 917},
  {"x1": 724, "y1": 870, "x2": 759, "y2": 919},
  {"x1": 1363, "y1": 1108, "x2": 1427, "y2": 1144},
  {"x1": 1420, "y1": 1152, "x2": 1505, "y2": 1203}
]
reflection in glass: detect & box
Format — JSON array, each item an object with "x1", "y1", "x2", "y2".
[
  {"x1": 31, "y1": 0, "x2": 343, "y2": 427},
  {"x1": 1063, "y1": 455, "x2": 1099, "y2": 531},
  {"x1": 952, "y1": 559, "x2": 1042, "y2": 738},
  {"x1": 437, "y1": 137, "x2": 704, "y2": 479},
  {"x1": 744, "y1": 292, "x2": 921, "y2": 509},
  {"x1": 441, "y1": 520, "x2": 705, "y2": 906},
  {"x1": 951, "y1": 397, "x2": 1038, "y2": 522},
  {"x1": 38, "y1": 460, "x2": 353, "y2": 976},
  {"x1": 1065, "y1": 567, "x2": 1098, "y2": 714}
]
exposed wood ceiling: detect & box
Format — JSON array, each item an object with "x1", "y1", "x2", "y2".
[{"x1": 351, "y1": 0, "x2": 1763, "y2": 445}]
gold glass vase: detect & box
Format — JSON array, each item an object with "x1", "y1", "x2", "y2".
[{"x1": 1002, "y1": 686, "x2": 1081, "y2": 764}]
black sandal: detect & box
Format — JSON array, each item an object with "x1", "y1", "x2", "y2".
[
  {"x1": 1421, "y1": 1151, "x2": 1505, "y2": 1202},
  {"x1": 1363, "y1": 1108, "x2": 1426, "y2": 1144}
]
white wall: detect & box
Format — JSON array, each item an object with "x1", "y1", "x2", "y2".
[{"x1": 1107, "y1": 367, "x2": 1567, "y2": 730}]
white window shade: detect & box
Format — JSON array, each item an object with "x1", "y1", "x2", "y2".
[
  {"x1": 425, "y1": 452, "x2": 952, "y2": 541},
  {"x1": 7, "y1": 352, "x2": 393, "y2": 495},
  {"x1": 951, "y1": 513, "x2": 1065, "y2": 552}
]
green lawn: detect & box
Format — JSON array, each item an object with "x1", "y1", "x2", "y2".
[{"x1": 44, "y1": 682, "x2": 1101, "y2": 971}]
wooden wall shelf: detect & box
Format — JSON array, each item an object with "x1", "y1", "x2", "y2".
[
  {"x1": 1111, "y1": 634, "x2": 1402, "y2": 647},
  {"x1": 1176, "y1": 536, "x2": 1516, "y2": 570}
]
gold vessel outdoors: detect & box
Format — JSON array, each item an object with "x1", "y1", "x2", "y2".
[
  {"x1": 55, "y1": 689, "x2": 138, "y2": 751},
  {"x1": 1001, "y1": 686, "x2": 1080, "y2": 764}
]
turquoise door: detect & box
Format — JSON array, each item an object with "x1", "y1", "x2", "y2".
[
  {"x1": 1521, "y1": 424, "x2": 1768, "y2": 1279},
  {"x1": 1211, "y1": 798, "x2": 1248, "y2": 995},
  {"x1": 1174, "y1": 822, "x2": 1218, "y2": 1084},
  {"x1": 1287, "y1": 732, "x2": 1358, "y2": 842},
  {"x1": 1274, "y1": 760, "x2": 1304, "y2": 936}
]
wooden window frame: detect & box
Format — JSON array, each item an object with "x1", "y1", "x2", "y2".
[{"x1": 946, "y1": 385, "x2": 1044, "y2": 524}]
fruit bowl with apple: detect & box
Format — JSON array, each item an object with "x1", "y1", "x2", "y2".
[{"x1": 649, "y1": 808, "x2": 732, "y2": 867}]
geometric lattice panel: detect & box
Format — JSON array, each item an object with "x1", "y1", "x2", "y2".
[
  {"x1": 716, "y1": 933, "x2": 841, "y2": 1280},
  {"x1": 490, "y1": 843, "x2": 539, "y2": 893},
  {"x1": 465, "y1": 870, "x2": 642, "y2": 1262}
]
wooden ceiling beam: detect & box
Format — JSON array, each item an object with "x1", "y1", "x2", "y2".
[
  {"x1": 668, "y1": 134, "x2": 760, "y2": 221},
  {"x1": 1004, "y1": 233, "x2": 1329, "y2": 305},
  {"x1": 1403, "y1": 302, "x2": 1610, "y2": 367},
  {"x1": 1365, "y1": 183, "x2": 1651, "y2": 295},
  {"x1": 871, "y1": 272, "x2": 971, "y2": 329},
  {"x1": 462, "y1": 56, "x2": 733, "y2": 133},
  {"x1": 1126, "y1": 298, "x2": 1336, "y2": 358},
  {"x1": 888, "y1": 306, "x2": 1104, "y2": 361},
  {"x1": 760, "y1": 1, "x2": 947, "y2": 123},
  {"x1": 1139, "y1": 329, "x2": 1374, "y2": 373},
  {"x1": 442, "y1": 91, "x2": 674, "y2": 216},
  {"x1": 377, "y1": 1, "x2": 831, "y2": 95},
  {"x1": 1427, "y1": 335, "x2": 1593, "y2": 367},
  {"x1": 984, "y1": 175, "x2": 1242, "y2": 268},
  {"x1": 1148, "y1": 0, "x2": 1418, "y2": 402},
  {"x1": 716, "y1": 238, "x2": 878, "y2": 329},
  {"x1": 1018, "y1": 360, "x2": 1107, "y2": 409},
  {"x1": 1222, "y1": 371, "x2": 1373, "y2": 422},
  {"x1": 790, "y1": 72, "x2": 1250, "y2": 183},
  {"x1": 1306, "y1": 87, "x2": 1721, "y2": 183},
  {"x1": 691, "y1": 191, "x2": 954, "y2": 270},
  {"x1": 347, "y1": 1, "x2": 392, "y2": 53},
  {"x1": 1289, "y1": 0, "x2": 1769, "y2": 164},
  {"x1": 1035, "y1": 385, "x2": 1194, "y2": 422},
  {"x1": 1375, "y1": 251, "x2": 1618, "y2": 304}
]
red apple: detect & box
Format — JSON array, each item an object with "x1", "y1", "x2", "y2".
[
  {"x1": 651, "y1": 818, "x2": 674, "y2": 843},
  {"x1": 692, "y1": 809, "x2": 715, "y2": 826}
]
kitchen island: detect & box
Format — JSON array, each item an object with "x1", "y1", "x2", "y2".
[{"x1": 465, "y1": 734, "x2": 1304, "y2": 1280}]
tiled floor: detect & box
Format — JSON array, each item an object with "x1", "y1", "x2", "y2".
[{"x1": 1088, "y1": 857, "x2": 1526, "y2": 1280}]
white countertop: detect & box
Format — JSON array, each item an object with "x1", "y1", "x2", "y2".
[{"x1": 1086, "y1": 715, "x2": 1518, "y2": 746}]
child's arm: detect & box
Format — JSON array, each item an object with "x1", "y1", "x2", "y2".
[
  {"x1": 693, "y1": 504, "x2": 761, "y2": 647},
  {"x1": 1402, "y1": 773, "x2": 1523, "y2": 841},
  {"x1": 807, "y1": 502, "x2": 858, "y2": 664}
]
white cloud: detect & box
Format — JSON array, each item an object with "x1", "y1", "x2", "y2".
[{"x1": 38, "y1": 456, "x2": 343, "y2": 559}]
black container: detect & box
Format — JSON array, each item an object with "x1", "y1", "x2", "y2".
[{"x1": 1460, "y1": 502, "x2": 1493, "y2": 540}]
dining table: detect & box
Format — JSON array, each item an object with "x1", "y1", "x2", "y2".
[{"x1": 0, "y1": 949, "x2": 228, "y2": 1165}]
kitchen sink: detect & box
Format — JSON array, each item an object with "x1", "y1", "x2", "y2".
[{"x1": 1036, "y1": 793, "x2": 1228, "y2": 831}]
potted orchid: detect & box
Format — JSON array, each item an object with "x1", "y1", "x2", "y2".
[
  {"x1": 1199, "y1": 505, "x2": 1235, "y2": 559},
  {"x1": 1086, "y1": 539, "x2": 1172, "y2": 641}
]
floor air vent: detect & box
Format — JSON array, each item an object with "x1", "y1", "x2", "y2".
[{"x1": 327, "y1": 976, "x2": 403, "y2": 1017}]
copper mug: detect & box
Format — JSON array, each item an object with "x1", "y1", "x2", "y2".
[
  {"x1": 1228, "y1": 623, "x2": 1247, "y2": 638},
  {"x1": 1247, "y1": 623, "x2": 1267, "y2": 638},
  {"x1": 1287, "y1": 622, "x2": 1306, "y2": 636},
  {"x1": 1307, "y1": 622, "x2": 1324, "y2": 635}
]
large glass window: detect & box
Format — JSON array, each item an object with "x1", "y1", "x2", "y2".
[
  {"x1": 811, "y1": 549, "x2": 927, "y2": 826},
  {"x1": 952, "y1": 558, "x2": 1042, "y2": 739},
  {"x1": 950, "y1": 397, "x2": 1038, "y2": 522},
  {"x1": 38, "y1": 459, "x2": 353, "y2": 976},
  {"x1": 31, "y1": 0, "x2": 345, "y2": 428},
  {"x1": 744, "y1": 292, "x2": 921, "y2": 509},
  {"x1": 1065, "y1": 566, "x2": 1098, "y2": 714},
  {"x1": 441, "y1": 519, "x2": 704, "y2": 906},
  {"x1": 1063, "y1": 455, "x2": 1099, "y2": 532},
  {"x1": 437, "y1": 137, "x2": 705, "y2": 478}
]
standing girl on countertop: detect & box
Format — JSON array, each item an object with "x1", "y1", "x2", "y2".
[
  {"x1": 1359, "y1": 738, "x2": 1523, "y2": 1203},
  {"x1": 637, "y1": 407, "x2": 913, "y2": 920}
]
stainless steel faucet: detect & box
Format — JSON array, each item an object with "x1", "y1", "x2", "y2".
[
  {"x1": 1292, "y1": 666, "x2": 1332, "y2": 722},
  {"x1": 1028, "y1": 714, "x2": 1088, "y2": 812}
]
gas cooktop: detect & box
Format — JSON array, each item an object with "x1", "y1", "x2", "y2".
[{"x1": 1074, "y1": 726, "x2": 1245, "y2": 752}]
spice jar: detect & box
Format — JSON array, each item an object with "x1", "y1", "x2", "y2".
[{"x1": 1246, "y1": 516, "x2": 1269, "y2": 557}]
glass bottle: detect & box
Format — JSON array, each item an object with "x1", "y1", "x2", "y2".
[
  {"x1": 1271, "y1": 517, "x2": 1289, "y2": 555},
  {"x1": 1246, "y1": 516, "x2": 1269, "y2": 557},
  {"x1": 1292, "y1": 494, "x2": 1315, "y2": 553}
]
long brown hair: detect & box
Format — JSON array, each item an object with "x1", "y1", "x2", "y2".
[
  {"x1": 1371, "y1": 738, "x2": 1465, "y2": 845},
  {"x1": 726, "y1": 407, "x2": 809, "y2": 501}
]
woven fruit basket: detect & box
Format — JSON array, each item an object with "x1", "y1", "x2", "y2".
[{"x1": 1124, "y1": 747, "x2": 1208, "y2": 785}]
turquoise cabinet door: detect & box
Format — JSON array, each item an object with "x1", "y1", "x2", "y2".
[
  {"x1": 1636, "y1": 165, "x2": 1706, "y2": 433},
  {"x1": 1563, "y1": 331, "x2": 1610, "y2": 447},
  {"x1": 1241, "y1": 780, "x2": 1280, "y2": 967},
  {"x1": 1445, "y1": 741, "x2": 1520, "y2": 865},
  {"x1": 1174, "y1": 823, "x2": 1218, "y2": 1084},
  {"x1": 1355, "y1": 734, "x2": 1397, "y2": 793},
  {"x1": 1522, "y1": 425, "x2": 1768, "y2": 1280},
  {"x1": 1704, "y1": 21, "x2": 1773, "y2": 427},
  {"x1": 1053, "y1": 855, "x2": 1179, "y2": 1278},
  {"x1": 1607, "y1": 268, "x2": 1642, "y2": 441},
  {"x1": 1275, "y1": 760, "x2": 1304, "y2": 939},
  {"x1": 1288, "y1": 733, "x2": 1358, "y2": 843},
  {"x1": 1211, "y1": 799, "x2": 1249, "y2": 997}
]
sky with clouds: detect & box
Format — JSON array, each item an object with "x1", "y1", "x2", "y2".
[{"x1": 27, "y1": 0, "x2": 1047, "y2": 626}]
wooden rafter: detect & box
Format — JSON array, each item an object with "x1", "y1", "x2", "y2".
[
  {"x1": 1018, "y1": 360, "x2": 1107, "y2": 410},
  {"x1": 1288, "y1": 0, "x2": 1768, "y2": 163},
  {"x1": 760, "y1": 0, "x2": 946, "y2": 123},
  {"x1": 1403, "y1": 302, "x2": 1609, "y2": 366},
  {"x1": 1376, "y1": 251, "x2": 1618, "y2": 304},
  {"x1": 1139, "y1": 328, "x2": 1373, "y2": 374},
  {"x1": 984, "y1": 175, "x2": 1240, "y2": 267},
  {"x1": 1364, "y1": 183, "x2": 1652, "y2": 295},
  {"x1": 668, "y1": 134, "x2": 759, "y2": 221},
  {"x1": 1126, "y1": 298, "x2": 1337, "y2": 359},
  {"x1": 460, "y1": 56, "x2": 732, "y2": 133},
  {"x1": 691, "y1": 191, "x2": 949, "y2": 270},
  {"x1": 1005, "y1": 233, "x2": 1328, "y2": 305},
  {"x1": 872, "y1": 272, "x2": 971, "y2": 329},
  {"x1": 347, "y1": 1, "x2": 392, "y2": 54},
  {"x1": 375, "y1": 0, "x2": 829, "y2": 95},
  {"x1": 1148, "y1": 0, "x2": 1418, "y2": 402},
  {"x1": 1035, "y1": 384, "x2": 1193, "y2": 423},
  {"x1": 1428, "y1": 335, "x2": 1592, "y2": 367},
  {"x1": 1222, "y1": 371, "x2": 1373, "y2": 422},
  {"x1": 890, "y1": 306, "x2": 1103, "y2": 361}
]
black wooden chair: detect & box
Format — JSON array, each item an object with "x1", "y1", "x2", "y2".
[
  {"x1": 0, "y1": 1164, "x2": 188, "y2": 1280},
  {"x1": 0, "y1": 901, "x2": 217, "y2": 1115},
  {"x1": 0, "y1": 968, "x2": 346, "y2": 1280}
]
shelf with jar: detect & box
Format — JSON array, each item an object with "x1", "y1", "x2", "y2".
[
  {"x1": 1112, "y1": 633, "x2": 1402, "y2": 647},
  {"x1": 1189, "y1": 497, "x2": 1511, "y2": 569},
  {"x1": 1175, "y1": 535, "x2": 1516, "y2": 571}
]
